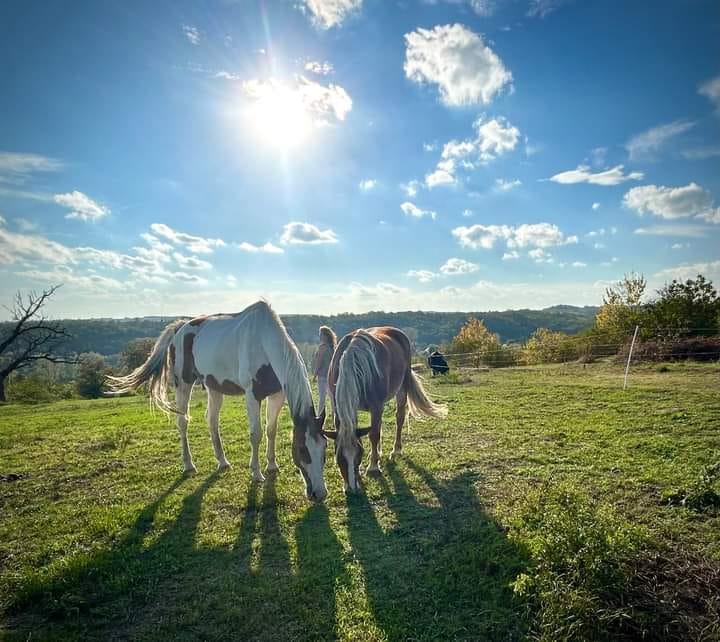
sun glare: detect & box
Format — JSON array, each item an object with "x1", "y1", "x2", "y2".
[{"x1": 246, "y1": 85, "x2": 312, "y2": 150}]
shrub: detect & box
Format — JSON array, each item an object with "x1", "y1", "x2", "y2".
[
  {"x1": 510, "y1": 481, "x2": 647, "y2": 641},
  {"x1": 617, "y1": 336, "x2": 720, "y2": 363},
  {"x1": 76, "y1": 352, "x2": 109, "y2": 399}
]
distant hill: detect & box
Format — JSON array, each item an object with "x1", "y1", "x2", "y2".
[{"x1": 1, "y1": 306, "x2": 599, "y2": 357}]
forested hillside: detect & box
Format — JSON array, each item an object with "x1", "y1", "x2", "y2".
[{"x1": 0, "y1": 306, "x2": 598, "y2": 357}]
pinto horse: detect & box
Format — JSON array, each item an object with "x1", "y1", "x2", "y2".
[
  {"x1": 107, "y1": 300, "x2": 328, "y2": 500},
  {"x1": 325, "y1": 327, "x2": 447, "y2": 492}
]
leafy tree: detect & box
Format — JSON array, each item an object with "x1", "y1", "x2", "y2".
[
  {"x1": 523, "y1": 328, "x2": 577, "y2": 365},
  {"x1": 121, "y1": 337, "x2": 156, "y2": 372},
  {"x1": 76, "y1": 352, "x2": 109, "y2": 399},
  {"x1": 449, "y1": 317, "x2": 500, "y2": 366},
  {"x1": 594, "y1": 273, "x2": 647, "y2": 342},
  {"x1": 648, "y1": 275, "x2": 720, "y2": 339},
  {"x1": 0, "y1": 286, "x2": 76, "y2": 402}
]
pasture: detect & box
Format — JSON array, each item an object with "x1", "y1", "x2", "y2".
[{"x1": 1, "y1": 362, "x2": 719, "y2": 641}]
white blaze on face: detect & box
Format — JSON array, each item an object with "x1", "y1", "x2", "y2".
[{"x1": 304, "y1": 430, "x2": 328, "y2": 500}]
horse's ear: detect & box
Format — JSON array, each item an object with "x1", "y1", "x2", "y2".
[
  {"x1": 316, "y1": 408, "x2": 326, "y2": 428},
  {"x1": 355, "y1": 426, "x2": 371, "y2": 439},
  {"x1": 322, "y1": 429, "x2": 338, "y2": 440}
]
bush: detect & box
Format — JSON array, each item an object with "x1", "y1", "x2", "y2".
[
  {"x1": 521, "y1": 328, "x2": 580, "y2": 365},
  {"x1": 617, "y1": 336, "x2": 720, "y2": 363},
  {"x1": 510, "y1": 481, "x2": 648, "y2": 641},
  {"x1": 76, "y1": 352, "x2": 109, "y2": 399}
]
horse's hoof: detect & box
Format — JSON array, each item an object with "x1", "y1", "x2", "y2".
[
  {"x1": 389, "y1": 449, "x2": 402, "y2": 461},
  {"x1": 264, "y1": 463, "x2": 280, "y2": 476},
  {"x1": 252, "y1": 471, "x2": 266, "y2": 483},
  {"x1": 184, "y1": 465, "x2": 198, "y2": 476},
  {"x1": 217, "y1": 461, "x2": 232, "y2": 471},
  {"x1": 365, "y1": 466, "x2": 382, "y2": 477}
]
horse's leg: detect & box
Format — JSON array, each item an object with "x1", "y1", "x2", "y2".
[
  {"x1": 176, "y1": 382, "x2": 197, "y2": 474},
  {"x1": 390, "y1": 389, "x2": 407, "y2": 461},
  {"x1": 245, "y1": 395, "x2": 265, "y2": 482},
  {"x1": 265, "y1": 391, "x2": 284, "y2": 475},
  {"x1": 206, "y1": 389, "x2": 230, "y2": 470},
  {"x1": 366, "y1": 405, "x2": 383, "y2": 476}
]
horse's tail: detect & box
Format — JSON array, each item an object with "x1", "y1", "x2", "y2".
[
  {"x1": 404, "y1": 367, "x2": 447, "y2": 419},
  {"x1": 335, "y1": 331, "x2": 381, "y2": 438},
  {"x1": 105, "y1": 319, "x2": 186, "y2": 415}
]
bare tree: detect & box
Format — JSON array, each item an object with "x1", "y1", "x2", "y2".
[{"x1": 0, "y1": 285, "x2": 76, "y2": 402}]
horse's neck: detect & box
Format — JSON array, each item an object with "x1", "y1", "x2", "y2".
[{"x1": 259, "y1": 322, "x2": 312, "y2": 419}]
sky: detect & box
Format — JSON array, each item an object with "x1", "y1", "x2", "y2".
[{"x1": 1, "y1": 0, "x2": 719, "y2": 319}]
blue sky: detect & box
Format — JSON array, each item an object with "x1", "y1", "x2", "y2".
[{"x1": 1, "y1": 0, "x2": 719, "y2": 318}]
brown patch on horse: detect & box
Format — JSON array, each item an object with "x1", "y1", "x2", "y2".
[
  {"x1": 188, "y1": 315, "x2": 208, "y2": 327},
  {"x1": 182, "y1": 333, "x2": 199, "y2": 384},
  {"x1": 205, "y1": 374, "x2": 245, "y2": 395},
  {"x1": 252, "y1": 364, "x2": 282, "y2": 401}
]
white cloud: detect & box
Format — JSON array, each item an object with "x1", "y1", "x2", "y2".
[
  {"x1": 462, "y1": 209, "x2": 473, "y2": 217},
  {"x1": 633, "y1": 224, "x2": 709, "y2": 238},
  {"x1": 474, "y1": 117, "x2": 520, "y2": 160},
  {"x1": 502, "y1": 250, "x2": 519, "y2": 260},
  {"x1": 242, "y1": 76, "x2": 352, "y2": 126},
  {"x1": 53, "y1": 191, "x2": 109, "y2": 222},
  {"x1": 527, "y1": 0, "x2": 571, "y2": 18},
  {"x1": 549, "y1": 164, "x2": 643, "y2": 186},
  {"x1": 350, "y1": 281, "x2": 407, "y2": 297},
  {"x1": 238, "y1": 241, "x2": 285, "y2": 254},
  {"x1": 17, "y1": 267, "x2": 125, "y2": 292},
  {"x1": 359, "y1": 179, "x2": 377, "y2": 191},
  {"x1": 0, "y1": 224, "x2": 74, "y2": 265},
  {"x1": 400, "y1": 202, "x2": 437, "y2": 220},
  {"x1": 407, "y1": 269, "x2": 437, "y2": 283},
  {"x1": 440, "y1": 257, "x2": 479, "y2": 275},
  {"x1": 623, "y1": 182, "x2": 719, "y2": 223},
  {"x1": 0, "y1": 151, "x2": 63, "y2": 181},
  {"x1": 432, "y1": 0, "x2": 496, "y2": 16},
  {"x1": 404, "y1": 24, "x2": 512, "y2": 107},
  {"x1": 173, "y1": 252, "x2": 212, "y2": 270},
  {"x1": 14, "y1": 218, "x2": 37, "y2": 232},
  {"x1": 572, "y1": 261, "x2": 587, "y2": 268},
  {"x1": 453, "y1": 222, "x2": 577, "y2": 250},
  {"x1": 150, "y1": 223, "x2": 226, "y2": 254},
  {"x1": 625, "y1": 120, "x2": 694, "y2": 160},
  {"x1": 281, "y1": 221, "x2": 338, "y2": 245},
  {"x1": 400, "y1": 180, "x2": 421, "y2": 197},
  {"x1": 592, "y1": 202, "x2": 600, "y2": 210},
  {"x1": 681, "y1": 146, "x2": 720, "y2": 160},
  {"x1": 593, "y1": 242, "x2": 605, "y2": 249},
  {"x1": 528, "y1": 248, "x2": 553, "y2": 263},
  {"x1": 423, "y1": 142, "x2": 437, "y2": 152},
  {"x1": 425, "y1": 162, "x2": 457, "y2": 188},
  {"x1": 654, "y1": 260, "x2": 720, "y2": 283},
  {"x1": 182, "y1": 25, "x2": 200, "y2": 45},
  {"x1": 495, "y1": 178, "x2": 521, "y2": 191},
  {"x1": 304, "y1": 60, "x2": 334, "y2": 75},
  {"x1": 299, "y1": 0, "x2": 362, "y2": 29},
  {"x1": 699, "y1": 74, "x2": 720, "y2": 111}
]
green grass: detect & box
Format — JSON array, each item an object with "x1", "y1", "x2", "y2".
[{"x1": 1, "y1": 362, "x2": 719, "y2": 641}]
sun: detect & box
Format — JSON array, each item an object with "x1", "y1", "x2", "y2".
[{"x1": 246, "y1": 84, "x2": 313, "y2": 150}]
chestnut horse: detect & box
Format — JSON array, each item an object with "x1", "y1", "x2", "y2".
[
  {"x1": 107, "y1": 300, "x2": 328, "y2": 501},
  {"x1": 325, "y1": 327, "x2": 447, "y2": 492}
]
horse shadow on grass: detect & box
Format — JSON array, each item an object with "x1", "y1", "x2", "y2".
[
  {"x1": 7, "y1": 470, "x2": 347, "y2": 641},
  {"x1": 346, "y1": 459, "x2": 529, "y2": 641}
]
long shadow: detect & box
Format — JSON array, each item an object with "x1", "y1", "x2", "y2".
[{"x1": 346, "y1": 459, "x2": 529, "y2": 641}]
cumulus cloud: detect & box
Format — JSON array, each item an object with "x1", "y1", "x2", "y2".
[
  {"x1": 182, "y1": 24, "x2": 200, "y2": 44},
  {"x1": 400, "y1": 180, "x2": 421, "y2": 197},
  {"x1": 173, "y1": 252, "x2": 212, "y2": 270},
  {"x1": 699, "y1": 74, "x2": 720, "y2": 111},
  {"x1": 495, "y1": 178, "x2": 521, "y2": 191},
  {"x1": 238, "y1": 241, "x2": 285, "y2": 254},
  {"x1": 281, "y1": 221, "x2": 338, "y2": 245},
  {"x1": 529, "y1": 248, "x2": 553, "y2": 263},
  {"x1": 0, "y1": 223, "x2": 74, "y2": 265},
  {"x1": 623, "y1": 182, "x2": 719, "y2": 223},
  {"x1": 453, "y1": 222, "x2": 577, "y2": 250},
  {"x1": 592, "y1": 202, "x2": 601, "y2": 210},
  {"x1": 242, "y1": 76, "x2": 352, "y2": 125},
  {"x1": 359, "y1": 179, "x2": 377, "y2": 191},
  {"x1": 404, "y1": 24, "x2": 512, "y2": 107},
  {"x1": 426, "y1": 116, "x2": 520, "y2": 188},
  {"x1": 53, "y1": 191, "x2": 109, "y2": 222},
  {"x1": 625, "y1": 120, "x2": 694, "y2": 160},
  {"x1": 298, "y1": 0, "x2": 362, "y2": 29},
  {"x1": 350, "y1": 281, "x2": 407, "y2": 297},
  {"x1": 150, "y1": 223, "x2": 226, "y2": 254},
  {"x1": 17, "y1": 267, "x2": 125, "y2": 292},
  {"x1": 400, "y1": 202, "x2": 437, "y2": 219},
  {"x1": 407, "y1": 269, "x2": 437, "y2": 283},
  {"x1": 502, "y1": 250, "x2": 519, "y2": 260},
  {"x1": 549, "y1": 164, "x2": 644, "y2": 186},
  {"x1": 440, "y1": 257, "x2": 479, "y2": 275},
  {"x1": 572, "y1": 261, "x2": 587, "y2": 268},
  {"x1": 654, "y1": 260, "x2": 720, "y2": 282}
]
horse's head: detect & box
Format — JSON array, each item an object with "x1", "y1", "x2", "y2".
[
  {"x1": 323, "y1": 426, "x2": 371, "y2": 493},
  {"x1": 292, "y1": 408, "x2": 328, "y2": 501}
]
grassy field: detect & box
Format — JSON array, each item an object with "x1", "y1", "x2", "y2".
[{"x1": 1, "y1": 362, "x2": 719, "y2": 641}]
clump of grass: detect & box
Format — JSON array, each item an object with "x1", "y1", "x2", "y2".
[
  {"x1": 509, "y1": 481, "x2": 648, "y2": 642},
  {"x1": 661, "y1": 460, "x2": 720, "y2": 513}
]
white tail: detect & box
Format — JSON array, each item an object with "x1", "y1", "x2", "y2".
[
  {"x1": 105, "y1": 319, "x2": 186, "y2": 415},
  {"x1": 404, "y1": 368, "x2": 447, "y2": 419}
]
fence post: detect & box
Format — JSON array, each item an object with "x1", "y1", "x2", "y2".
[{"x1": 623, "y1": 325, "x2": 640, "y2": 390}]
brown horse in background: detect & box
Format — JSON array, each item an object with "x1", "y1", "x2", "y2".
[{"x1": 325, "y1": 327, "x2": 447, "y2": 492}]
